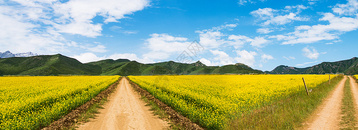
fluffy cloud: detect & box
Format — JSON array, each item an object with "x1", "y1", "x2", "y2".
[
  {"x1": 302, "y1": 46, "x2": 319, "y2": 59},
  {"x1": 72, "y1": 52, "x2": 104, "y2": 63},
  {"x1": 257, "y1": 28, "x2": 273, "y2": 34},
  {"x1": 273, "y1": 12, "x2": 358, "y2": 45},
  {"x1": 235, "y1": 50, "x2": 257, "y2": 66},
  {"x1": 251, "y1": 6, "x2": 308, "y2": 26},
  {"x1": 210, "y1": 50, "x2": 235, "y2": 65},
  {"x1": 86, "y1": 45, "x2": 107, "y2": 53},
  {"x1": 332, "y1": 0, "x2": 358, "y2": 15},
  {"x1": 0, "y1": 0, "x2": 149, "y2": 54},
  {"x1": 53, "y1": 0, "x2": 150, "y2": 37},
  {"x1": 283, "y1": 56, "x2": 295, "y2": 60},
  {"x1": 238, "y1": 0, "x2": 267, "y2": 5},
  {"x1": 143, "y1": 33, "x2": 191, "y2": 61},
  {"x1": 202, "y1": 50, "x2": 257, "y2": 67},
  {"x1": 228, "y1": 35, "x2": 269, "y2": 48},
  {"x1": 261, "y1": 54, "x2": 274, "y2": 63},
  {"x1": 196, "y1": 24, "x2": 237, "y2": 48},
  {"x1": 72, "y1": 52, "x2": 151, "y2": 63},
  {"x1": 270, "y1": 0, "x2": 358, "y2": 45},
  {"x1": 199, "y1": 58, "x2": 213, "y2": 66}
]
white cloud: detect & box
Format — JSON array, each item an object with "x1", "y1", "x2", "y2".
[
  {"x1": 197, "y1": 30, "x2": 225, "y2": 48},
  {"x1": 283, "y1": 56, "x2": 295, "y2": 60},
  {"x1": 72, "y1": 52, "x2": 104, "y2": 63},
  {"x1": 196, "y1": 24, "x2": 237, "y2": 48},
  {"x1": 234, "y1": 50, "x2": 257, "y2": 66},
  {"x1": 228, "y1": 35, "x2": 269, "y2": 48},
  {"x1": 251, "y1": 6, "x2": 308, "y2": 26},
  {"x1": 257, "y1": 28, "x2": 273, "y2": 34},
  {"x1": 197, "y1": 49, "x2": 258, "y2": 67},
  {"x1": 0, "y1": 0, "x2": 150, "y2": 54},
  {"x1": 142, "y1": 33, "x2": 191, "y2": 61},
  {"x1": 210, "y1": 50, "x2": 235, "y2": 65},
  {"x1": 307, "y1": 0, "x2": 318, "y2": 5},
  {"x1": 227, "y1": 35, "x2": 251, "y2": 49},
  {"x1": 72, "y1": 52, "x2": 152, "y2": 63},
  {"x1": 302, "y1": 46, "x2": 319, "y2": 59},
  {"x1": 250, "y1": 37, "x2": 269, "y2": 47},
  {"x1": 332, "y1": 0, "x2": 358, "y2": 16},
  {"x1": 296, "y1": 61, "x2": 318, "y2": 67},
  {"x1": 261, "y1": 54, "x2": 273, "y2": 63},
  {"x1": 274, "y1": 12, "x2": 358, "y2": 45},
  {"x1": 86, "y1": 45, "x2": 107, "y2": 53},
  {"x1": 53, "y1": 0, "x2": 150, "y2": 37},
  {"x1": 199, "y1": 58, "x2": 213, "y2": 66},
  {"x1": 238, "y1": 0, "x2": 266, "y2": 5},
  {"x1": 271, "y1": 1, "x2": 358, "y2": 45}
]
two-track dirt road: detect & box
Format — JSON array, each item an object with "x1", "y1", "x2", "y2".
[
  {"x1": 305, "y1": 76, "x2": 347, "y2": 129},
  {"x1": 77, "y1": 78, "x2": 169, "y2": 130}
]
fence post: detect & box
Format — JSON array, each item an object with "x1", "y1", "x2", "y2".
[
  {"x1": 329, "y1": 75, "x2": 331, "y2": 84},
  {"x1": 302, "y1": 77, "x2": 309, "y2": 95}
]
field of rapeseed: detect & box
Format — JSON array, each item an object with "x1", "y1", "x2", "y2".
[
  {"x1": 0, "y1": 76, "x2": 119, "y2": 129},
  {"x1": 129, "y1": 75, "x2": 335, "y2": 129}
]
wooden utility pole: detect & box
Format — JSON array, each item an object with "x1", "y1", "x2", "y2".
[{"x1": 302, "y1": 77, "x2": 309, "y2": 95}]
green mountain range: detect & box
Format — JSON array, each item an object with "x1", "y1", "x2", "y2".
[
  {"x1": 270, "y1": 57, "x2": 358, "y2": 75},
  {"x1": 0, "y1": 54, "x2": 262, "y2": 76},
  {"x1": 0, "y1": 54, "x2": 357, "y2": 76}
]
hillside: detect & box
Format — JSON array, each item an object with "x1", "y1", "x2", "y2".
[
  {"x1": 0, "y1": 54, "x2": 101, "y2": 76},
  {"x1": 0, "y1": 54, "x2": 262, "y2": 76},
  {"x1": 269, "y1": 57, "x2": 358, "y2": 75},
  {"x1": 304, "y1": 57, "x2": 358, "y2": 74},
  {"x1": 1, "y1": 54, "x2": 357, "y2": 76},
  {"x1": 270, "y1": 65, "x2": 309, "y2": 74}
]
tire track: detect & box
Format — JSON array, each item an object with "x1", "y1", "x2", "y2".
[
  {"x1": 306, "y1": 76, "x2": 347, "y2": 129},
  {"x1": 77, "y1": 78, "x2": 169, "y2": 130}
]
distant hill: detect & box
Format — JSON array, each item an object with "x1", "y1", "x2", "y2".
[
  {"x1": 269, "y1": 57, "x2": 358, "y2": 75},
  {"x1": 1, "y1": 53, "x2": 357, "y2": 76},
  {"x1": 0, "y1": 51, "x2": 37, "y2": 58},
  {"x1": 270, "y1": 65, "x2": 309, "y2": 74},
  {"x1": 0, "y1": 54, "x2": 101, "y2": 76},
  {"x1": 89, "y1": 59, "x2": 262, "y2": 76},
  {"x1": 0, "y1": 54, "x2": 262, "y2": 76}
]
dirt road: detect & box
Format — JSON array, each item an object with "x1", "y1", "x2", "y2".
[
  {"x1": 77, "y1": 78, "x2": 169, "y2": 130},
  {"x1": 349, "y1": 76, "x2": 358, "y2": 121},
  {"x1": 305, "y1": 76, "x2": 347, "y2": 129}
]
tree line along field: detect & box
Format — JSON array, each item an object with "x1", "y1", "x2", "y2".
[
  {"x1": 0, "y1": 76, "x2": 119, "y2": 129},
  {"x1": 128, "y1": 75, "x2": 337, "y2": 129}
]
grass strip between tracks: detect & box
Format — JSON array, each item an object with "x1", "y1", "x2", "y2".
[
  {"x1": 340, "y1": 78, "x2": 356, "y2": 129},
  {"x1": 126, "y1": 77, "x2": 204, "y2": 130}
]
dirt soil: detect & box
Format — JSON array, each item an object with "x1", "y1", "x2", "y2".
[
  {"x1": 43, "y1": 77, "x2": 122, "y2": 130},
  {"x1": 303, "y1": 76, "x2": 347, "y2": 129},
  {"x1": 349, "y1": 76, "x2": 358, "y2": 126},
  {"x1": 77, "y1": 77, "x2": 169, "y2": 130},
  {"x1": 127, "y1": 77, "x2": 204, "y2": 130}
]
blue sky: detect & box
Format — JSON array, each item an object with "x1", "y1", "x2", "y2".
[{"x1": 1, "y1": 0, "x2": 358, "y2": 71}]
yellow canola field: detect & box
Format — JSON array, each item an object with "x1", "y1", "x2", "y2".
[
  {"x1": 0, "y1": 76, "x2": 119, "y2": 129},
  {"x1": 129, "y1": 75, "x2": 335, "y2": 129}
]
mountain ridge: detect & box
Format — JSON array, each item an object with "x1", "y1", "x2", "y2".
[
  {"x1": 0, "y1": 51, "x2": 38, "y2": 58},
  {"x1": 0, "y1": 53, "x2": 357, "y2": 76}
]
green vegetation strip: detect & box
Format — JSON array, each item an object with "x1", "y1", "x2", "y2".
[
  {"x1": 340, "y1": 78, "x2": 357, "y2": 129},
  {"x1": 230, "y1": 75, "x2": 343, "y2": 129}
]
